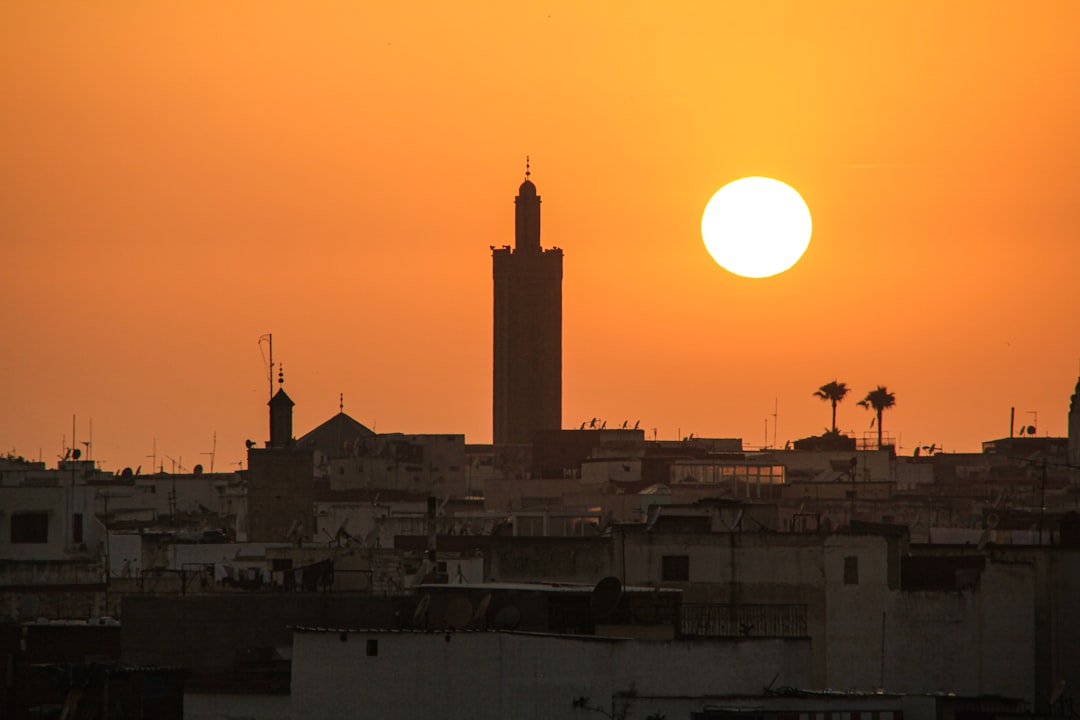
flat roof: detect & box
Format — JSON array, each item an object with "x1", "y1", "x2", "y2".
[{"x1": 417, "y1": 582, "x2": 681, "y2": 594}]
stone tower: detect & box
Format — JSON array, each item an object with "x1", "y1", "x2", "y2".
[{"x1": 492, "y1": 164, "x2": 563, "y2": 455}]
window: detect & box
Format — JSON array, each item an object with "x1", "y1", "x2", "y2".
[
  {"x1": 366, "y1": 639, "x2": 378, "y2": 656},
  {"x1": 516, "y1": 516, "x2": 544, "y2": 536},
  {"x1": 661, "y1": 554, "x2": 690, "y2": 582},
  {"x1": 11, "y1": 513, "x2": 49, "y2": 543},
  {"x1": 844, "y1": 556, "x2": 859, "y2": 585},
  {"x1": 72, "y1": 513, "x2": 83, "y2": 543}
]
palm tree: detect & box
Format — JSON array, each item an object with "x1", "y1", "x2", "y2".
[
  {"x1": 813, "y1": 380, "x2": 849, "y2": 435},
  {"x1": 858, "y1": 385, "x2": 896, "y2": 449}
]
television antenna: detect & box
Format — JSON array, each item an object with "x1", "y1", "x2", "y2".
[
  {"x1": 258, "y1": 334, "x2": 275, "y2": 403},
  {"x1": 771, "y1": 398, "x2": 778, "y2": 449},
  {"x1": 202, "y1": 432, "x2": 217, "y2": 473},
  {"x1": 412, "y1": 594, "x2": 431, "y2": 627},
  {"x1": 81, "y1": 418, "x2": 93, "y2": 461},
  {"x1": 472, "y1": 593, "x2": 492, "y2": 627},
  {"x1": 164, "y1": 454, "x2": 184, "y2": 474}
]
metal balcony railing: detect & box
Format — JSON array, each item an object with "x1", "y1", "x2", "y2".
[{"x1": 680, "y1": 603, "x2": 808, "y2": 638}]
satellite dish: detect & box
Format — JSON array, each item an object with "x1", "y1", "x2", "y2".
[
  {"x1": 17, "y1": 594, "x2": 40, "y2": 619},
  {"x1": 645, "y1": 506, "x2": 662, "y2": 531},
  {"x1": 492, "y1": 605, "x2": 521, "y2": 630},
  {"x1": 72, "y1": 448, "x2": 82, "y2": 460},
  {"x1": 412, "y1": 594, "x2": 431, "y2": 626},
  {"x1": 591, "y1": 576, "x2": 623, "y2": 619},
  {"x1": 473, "y1": 593, "x2": 492, "y2": 624},
  {"x1": 1027, "y1": 425, "x2": 1037, "y2": 435},
  {"x1": 245, "y1": 439, "x2": 256, "y2": 449},
  {"x1": 444, "y1": 596, "x2": 473, "y2": 629},
  {"x1": 121, "y1": 467, "x2": 134, "y2": 478},
  {"x1": 193, "y1": 464, "x2": 204, "y2": 475},
  {"x1": 725, "y1": 509, "x2": 744, "y2": 531}
]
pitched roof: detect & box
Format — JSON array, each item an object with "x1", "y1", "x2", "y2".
[{"x1": 297, "y1": 412, "x2": 375, "y2": 458}]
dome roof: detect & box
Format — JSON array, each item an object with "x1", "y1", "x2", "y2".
[{"x1": 518, "y1": 179, "x2": 537, "y2": 196}]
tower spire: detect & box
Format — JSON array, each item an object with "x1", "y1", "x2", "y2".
[{"x1": 514, "y1": 160, "x2": 541, "y2": 251}]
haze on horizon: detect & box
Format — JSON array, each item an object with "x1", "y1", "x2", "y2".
[{"x1": 2, "y1": 3, "x2": 1079, "y2": 471}]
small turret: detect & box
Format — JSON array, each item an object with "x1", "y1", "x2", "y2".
[
  {"x1": 269, "y1": 365, "x2": 295, "y2": 449},
  {"x1": 514, "y1": 157, "x2": 541, "y2": 252}
]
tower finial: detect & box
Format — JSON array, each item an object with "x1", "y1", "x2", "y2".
[
  {"x1": 525, "y1": 155, "x2": 530, "y2": 181},
  {"x1": 278, "y1": 364, "x2": 284, "y2": 387},
  {"x1": 339, "y1": 392, "x2": 344, "y2": 413}
]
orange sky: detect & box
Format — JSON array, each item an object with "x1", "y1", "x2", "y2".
[{"x1": 2, "y1": 2, "x2": 1079, "y2": 471}]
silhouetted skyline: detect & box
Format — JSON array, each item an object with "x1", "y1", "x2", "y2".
[{"x1": 2, "y1": 4, "x2": 1079, "y2": 470}]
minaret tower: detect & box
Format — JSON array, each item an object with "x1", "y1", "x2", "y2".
[{"x1": 492, "y1": 160, "x2": 563, "y2": 455}]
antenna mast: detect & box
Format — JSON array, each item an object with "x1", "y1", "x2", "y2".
[
  {"x1": 259, "y1": 334, "x2": 274, "y2": 402},
  {"x1": 772, "y1": 398, "x2": 778, "y2": 449},
  {"x1": 202, "y1": 432, "x2": 217, "y2": 473}
]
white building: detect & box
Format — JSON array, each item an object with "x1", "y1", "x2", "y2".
[
  {"x1": 290, "y1": 628, "x2": 812, "y2": 720},
  {"x1": 0, "y1": 465, "x2": 108, "y2": 620}
]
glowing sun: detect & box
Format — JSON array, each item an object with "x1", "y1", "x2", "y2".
[{"x1": 701, "y1": 176, "x2": 813, "y2": 278}]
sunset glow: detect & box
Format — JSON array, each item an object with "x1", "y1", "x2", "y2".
[{"x1": 1, "y1": 3, "x2": 1079, "y2": 469}]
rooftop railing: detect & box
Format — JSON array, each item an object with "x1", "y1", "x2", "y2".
[{"x1": 680, "y1": 603, "x2": 808, "y2": 638}]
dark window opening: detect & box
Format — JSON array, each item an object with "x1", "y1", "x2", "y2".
[
  {"x1": 11, "y1": 513, "x2": 49, "y2": 544},
  {"x1": 366, "y1": 638, "x2": 378, "y2": 656},
  {"x1": 72, "y1": 513, "x2": 83, "y2": 543},
  {"x1": 662, "y1": 554, "x2": 690, "y2": 582},
  {"x1": 844, "y1": 556, "x2": 859, "y2": 585}
]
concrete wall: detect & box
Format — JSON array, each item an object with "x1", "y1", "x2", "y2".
[
  {"x1": 290, "y1": 629, "x2": 812, "y2": 720},
  {"x1": 486, "y1": 537, "x2": 614, "y2": 583},
  {"x1": 0, "y1": 484, "x2": 104, "y2": 560},
  {"x1": 246, "y1": 447, "x2": 315, "y2": 542},
  {"x1": 763, "y1": 449, "x2": 894, "y2": 481},
  {"x1": 327, "y1": 434, "x2": 468, "y2": 497},
  {"x1": 121, "y1": 593, "x2": 406, "y2": 687},
  {"x1": 873, "y1": 562, "x2": 1033, "y2": 700},
  {"x1": 185, "y1": 692, "x2": 290, "y2": 720},
  {"x1": 484, "y1": 476, "x2": 582, "y2": 511},
  {"x1": 619, "y1": 529, "x2": 832, "y2": 590},
  {"x1": 992, "y1": 545, "x2": 1080, "y2": 712},
  {"x1": 615, "y1": 528, "x2": 1043, "y2": 703},
  {"x1": 94, "y1": 473, "x2": 237, "y2": 520},
  {"x1": 825, "y1": 541, "x2": 1036, "y2": 701},
  {"x1": 1, "y1": 588, "x2": 105, "y2": 621}
]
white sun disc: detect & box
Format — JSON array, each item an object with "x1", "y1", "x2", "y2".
[{"x1": 701, "y1": 176, "x2": 813, "y2": 278}]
